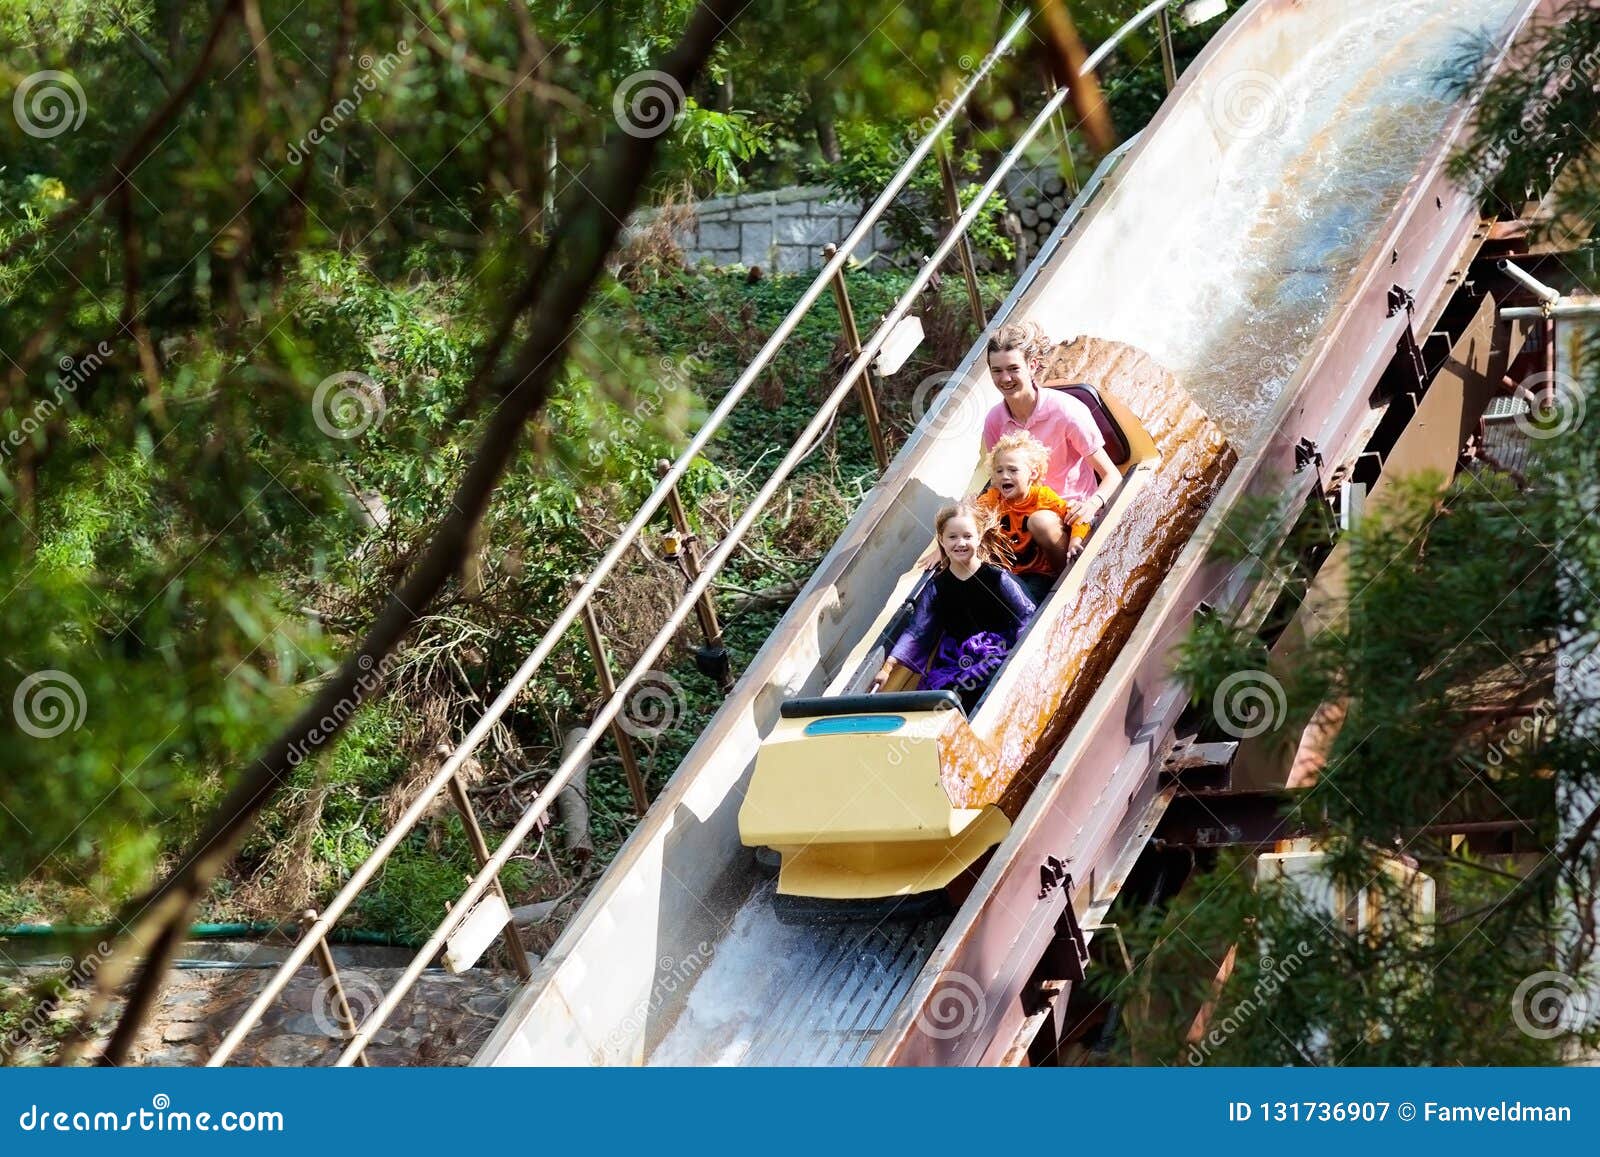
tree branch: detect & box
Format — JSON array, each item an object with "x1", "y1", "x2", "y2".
[{"x1": 0, "y1": 0, "x2": 245, "y2": 271}]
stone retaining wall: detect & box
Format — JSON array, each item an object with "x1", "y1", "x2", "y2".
[{"x1": 649, "y1": 159, "x2": 1077, "y2": 274}]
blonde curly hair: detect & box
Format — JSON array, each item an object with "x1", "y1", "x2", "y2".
[
  {"x1": 988, "y1": 430, "x2": 1051, "y2": 487},
  {"x1": 985, "y1": 319, "x2": 1053, "y2": 365}
]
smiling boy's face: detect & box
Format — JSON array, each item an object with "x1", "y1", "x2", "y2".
[
  {"x1": 992, "y1": 449, "x2": 1034, "y2": 498},
  {"x1": 987, "y1": 349, "x2": 1034, "y2": 399}
]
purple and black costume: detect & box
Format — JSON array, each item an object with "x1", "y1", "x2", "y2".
[{"x1": 888, "y1": 562, "x2": 1036, "y2": 711}]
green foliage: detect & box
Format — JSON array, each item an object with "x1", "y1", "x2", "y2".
[
  {"x1": 1112, "y1": 404, "x2": 1598, "y2": 1062},
  {"x1": 816, "y1": 122, "x2": 1014, "y2": 264}
]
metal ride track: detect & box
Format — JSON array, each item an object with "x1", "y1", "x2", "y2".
[{"x1": 475, "y1": 0, "x2": 1557, "y2": 1068}]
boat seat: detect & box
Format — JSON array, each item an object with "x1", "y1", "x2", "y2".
[
  {"x1": 1046, "y1": 380, "x2": 1133, "y2": 468},
  {"x1": 780, "y1": 690, "x2": 964, "y2": 720}
]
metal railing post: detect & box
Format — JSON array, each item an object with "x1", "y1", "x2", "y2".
[
  {"x1": 575, "y1": 590, "x2": 651, "y2": 817},
  {"x1": 821, "y1": 243, "x2": 891, "y2": 471},
  {"x1": 301, "y1": 909, "x2": 370, "y2": 1067},
  {"x1": 655, "y1": 459, "x2": 732, "y2": 691},
  {"x1": 936, "y1": 144, "x2": 988, "y2": 328},
  {"x1": 445, "y1": 773, "x2": 535, "y2": 980},
  {"x1": 1042, "y1": 74, "x2": 1080, "y2": 197},
  {"x1": 1158, "y1": 7, "x2": 1178, "y2": 92}
]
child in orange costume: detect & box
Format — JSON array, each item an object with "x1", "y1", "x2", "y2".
[{"x1": 974, "y1": 430, "x2": 1090, "y2": 604}]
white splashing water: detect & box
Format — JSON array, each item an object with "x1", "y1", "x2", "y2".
[{"x1": 1057, "y1": 0, "x2": 1520, "y2": 443}]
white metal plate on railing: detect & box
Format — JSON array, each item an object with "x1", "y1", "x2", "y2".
[
  {"x1": 443, "y1": 893, "x2": 513, "y2": 974},
  {"x1": 874, "y1": 314, "x2": 925, "y2": 376}
]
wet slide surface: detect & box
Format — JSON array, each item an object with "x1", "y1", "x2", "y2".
[{"x1": 650, "y1": 883, "x2": 951, "y2": 1066}]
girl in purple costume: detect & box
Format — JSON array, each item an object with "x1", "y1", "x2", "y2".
[{"x1": 870, "y1": 501, "x2": 1036, "y2": 712}]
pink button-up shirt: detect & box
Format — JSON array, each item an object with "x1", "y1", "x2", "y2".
[{"x1": 982, "y1": 387, "x2": 1104, "y2": 503}]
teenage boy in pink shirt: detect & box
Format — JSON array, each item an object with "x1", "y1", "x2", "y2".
[{"x1": 981, "y1": 321, "x2": 1121, "y2": 543}]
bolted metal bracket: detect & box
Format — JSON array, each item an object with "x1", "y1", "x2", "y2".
[
  {"x1": 1294, "y1": 437, "x2": 1323, "y2": 473},
  {"x1": 1386, "y1": 283, "x2": 1416, "y2": 318},
  {"x1": 1054, "y1": 878, "x2": 1091, "y2": 983},
  {"x1": 1039, "y1": 854, "x2": 1069, "y2": 899}
]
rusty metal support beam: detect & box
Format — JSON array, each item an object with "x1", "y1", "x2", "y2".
[
  {"x1": 300, "y1": 909, "x2": 370, "y2": 1067},
  {"x1": 655, "y1": 459, "x2": 732, "y2": 691},
  {"x1": 937, "y1": 145, "x2": 988, "y2": 328},
  {"x1": 446, "y1": 774, "x2": 535, "y2": 981},
  {"x1": 575, "y1": 593, "x2": 650, "y2": 817},
  {"x1": 1158, "y1": 7, "x2": 1178, "y2": 92},
  {"x1": 820, "y1": 243, "x2": 891, "y2": 471}
]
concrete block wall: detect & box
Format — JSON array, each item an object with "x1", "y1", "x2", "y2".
[
  {"x1": 634, "y1": 158, "x2": 1077, "y2": 274},
  {"x1": 655, "y1": 184, "x2": 897, "y2": 273}
]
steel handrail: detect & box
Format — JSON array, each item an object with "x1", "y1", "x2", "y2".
[{"x1": 208, "y1": 0, "x2": 1181, "y2": 1067}]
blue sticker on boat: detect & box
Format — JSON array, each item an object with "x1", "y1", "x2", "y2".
[{"x1": 802, "y1": 715, "x2": 906, "y2": 736}]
